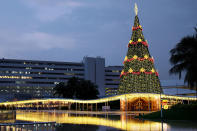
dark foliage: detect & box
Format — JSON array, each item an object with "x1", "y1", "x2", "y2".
[
  {"x1": 53, "y1": 77, "x2": 99, "y2": 100},
  {"x1": 169, "y1": 27, "x2": 197, "y2": 96},
  {"x1": 139, "y1": 103, "x2": 197, "y2": 120},
  {"x1": 75, "y1": 80, "x2": 99, "y2": 99},
  {"x1": 171, "y1": 102, "x2": 197, "y2": 110}
]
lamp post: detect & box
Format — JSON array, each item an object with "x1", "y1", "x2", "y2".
[
  {"x1": 160, "y1": 87, "x2": 163, "y2": 119},
  {"x1": 160, "y1": 86, "x2": 163, "y2": 131}
]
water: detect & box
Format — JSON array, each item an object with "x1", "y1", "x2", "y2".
[{"x1": 0, "y1": 110, "x2": 197, "y2": 131}]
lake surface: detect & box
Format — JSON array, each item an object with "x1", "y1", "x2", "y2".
[{"x1": 0, "y1": 110, "x2": 197, "y2": 131}]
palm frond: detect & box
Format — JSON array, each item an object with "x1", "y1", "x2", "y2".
[{"x1": 169, "y1": 27, "x2": 197, "y2": 91}]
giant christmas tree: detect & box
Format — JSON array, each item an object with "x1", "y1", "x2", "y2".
[{"x1": 118, "y1": 4, "x2": 162, "y2": 94}]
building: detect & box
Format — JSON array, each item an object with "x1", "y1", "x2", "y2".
[
  {"x1": 0, "y1": 58, "x2": 84, "y2": 100},
  {"x1": 105, "y1": 66, "x2": 122, "y2": 96},
  {"x1": 0, "y1": 57, "x2": 123, "y2": 100}
]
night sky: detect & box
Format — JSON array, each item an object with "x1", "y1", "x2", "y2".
[{"x1": 0, "y1": 0, "x2": 196, "y2": 81}]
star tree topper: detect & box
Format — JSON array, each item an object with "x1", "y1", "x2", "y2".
[{"x1": 134, "y1": 3, "x2": 138, "y2": 15}]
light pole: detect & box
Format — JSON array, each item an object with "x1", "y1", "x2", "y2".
[
  {"x1": 160, "y1": 86, "x2": 163, "y2": 131},
  {"x1": 160, "y1": 87, "x2": 163, "y2": 119}
]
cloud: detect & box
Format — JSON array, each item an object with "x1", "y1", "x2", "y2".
[
  {"x1": 20, "y1": 0, "x2": 85, "y2": 22},
  {"x1": 22, "y1": 32, "x2": 75, "y2": 49},
  {"x1": 0, "y1": 31, "x2": 76, "y2": 57}
]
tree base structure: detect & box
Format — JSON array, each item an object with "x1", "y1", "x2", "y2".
[
  {"x1": 120, "y1": 96, "x2": 160, "y2": 111},
  {"x1": 0, "y1": 93, "x2": 196, "y2": 112}
]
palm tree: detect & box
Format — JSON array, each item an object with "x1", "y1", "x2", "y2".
[{"x1": 169, "y1": 27, "x2": 197, "y2": 97}]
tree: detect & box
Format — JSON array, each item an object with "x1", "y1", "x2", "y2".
[
  {"x1": 76, "y1": 80, "x2": 99, "y2": 100},
  {"x1": 53, "y1": 82, "x2": 68, "y2": 98},
  {"x1": 117, "y1": 5, "x2": 161, "y2": 94},
  {"x1": 169, "y1": 27, "x2": 197, "y2": 97},
  {"x1": 53, "y1": 77, "x2": 99, "y2": 99}
]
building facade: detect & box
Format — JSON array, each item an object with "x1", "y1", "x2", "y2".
[
  {"x1": 0, "y1": 57, "x2": 122, "y2": 100},
  {"x1": 105, "y1": 66, "x2": 122, "y2": 96},
  {"x1": 0, "y1": 58, "x2": 84, "y2": 99}
]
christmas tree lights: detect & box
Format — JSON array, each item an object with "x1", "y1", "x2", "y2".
[{"x1": 118, "y1": 4, "x2": 162, "y2": 94}]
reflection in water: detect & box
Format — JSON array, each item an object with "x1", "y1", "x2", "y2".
[
  {"x1": 56, "y1": 124, "x2": 99, "y2": 131},
  {"x1": 0, "y1": 110, "x2": 16, "y2": 123},
  {"x1": 15, "y1": 110, "x2": 169, "y2": 131},
  {"x1": 0, "y1": 123, "x2": 55, "y2": 131}
]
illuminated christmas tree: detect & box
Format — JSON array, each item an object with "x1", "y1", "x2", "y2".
[{"x1": 118, "y1": 4, "x2": 162, "y2": 94}]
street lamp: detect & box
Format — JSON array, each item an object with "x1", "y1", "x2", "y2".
[
  {"x1": 160, "y1": 86, "x2": 163, "y2": 119},
  {"x1": 160, "y1": 86, "x2": 163, "y2": 131}
]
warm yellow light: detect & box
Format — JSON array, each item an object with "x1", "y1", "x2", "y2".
[
  {"x1": 16, "y1": 110, "x2": 166, "y2": 131},
  {"x1": 140, "y1": 68, "x2": 145, "y2": 72},
  {"x1": 139, "y1": 25, "x2": 142, "y2": 28},
  {"x1": 0, "y1": 76, "x2": 32, "y2": 79},
  {"x1": 134, "y1": 3, "x2": 138, "y2": 15},
  {"x1": 138, "y1": 38, "x2": 142, "y2": 42},
  {"x1": 162, "y1": 100, "x2": 168, "y2": 103},
  {"x1": 121, "y1": 70, "x2": 124, "y2": 75},
  {"x1": 124, "y1": 56, "x2": 128, "y2": 61},
  {"x1": 0, "y1": 93, "x2": 196, "y2": 107},
  {"x1": 129, "y1": 40, "x2": 133, "y2": 43},
  {"x1": 133, "y1": 55, "x2": 138, "y2": 59},
  {"x1": 163, "y1": 105, "x2": 168, "y2": 110},
  {"x1": 128, "y1": 68, "x2": 133, "y2": 73},
  {"x1": 151, "y1": 68, "x2": 155, "y2": 73},
  {"x1": 144, "y1": 55, "x2": 148, "y2": 59}
]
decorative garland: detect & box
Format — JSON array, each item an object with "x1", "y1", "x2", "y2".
[
  {"x1": 132, "y1": 25, "x2": 142, "y2": 31},
  {"x1": 120, "y1": 69, "x2": 159, "y2": 77},
  {"x1": 128, "y1": 39, "x2": 148, "y2": 47},
  {"x1": 123, "y1": 57, "x2": 154, "y2": 64}
]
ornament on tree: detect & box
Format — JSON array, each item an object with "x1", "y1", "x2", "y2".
[
  {"x1": 133, "y1": 55, "x2": 138, "y2": 59},
  {"x1": 138, "y1": 38, "x2": 142, "y2": 42},
  {"x1": 155, "y1": 72, "x2": 159, "y2": 76},
  {"x1": 140, "y1": 68, "x2": 145, "y2": 72},
  {"x1": 120, "y1": 70, "x2": 160, "y2": 77},
  {"x1": 132, "y1": 25, "x2": 142, "y2": 31},
  {"x1": 121, "y1": 70, "x2": 124, "y2": 75},
  {"x1": 124, "y1": 56, "x2": 128, "y2": 61},
  {"x1": 128, "y1": 40, "x2": 148, "y2": 47},
  {"x1": 144, "y1": 55, "x2": 148, "y2": 59},
  {"x1": 151, "y1": 68, "x2": 155, "y2": 73},
  {"x1": 128, "y1": 68, "x2": 133, "y2": 73}
]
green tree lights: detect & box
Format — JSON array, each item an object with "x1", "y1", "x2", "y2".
[{"x1": 117, "y1": 14, "x2": 162, "y2": 94}]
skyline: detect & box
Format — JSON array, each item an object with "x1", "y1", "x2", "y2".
[{"x1": 0, "y1": 0, "x2": 196, "y2": 80}]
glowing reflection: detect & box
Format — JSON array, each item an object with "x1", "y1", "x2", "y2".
[{"x1": 16, "y1": 110, "x2": 170, "y2": 131}]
